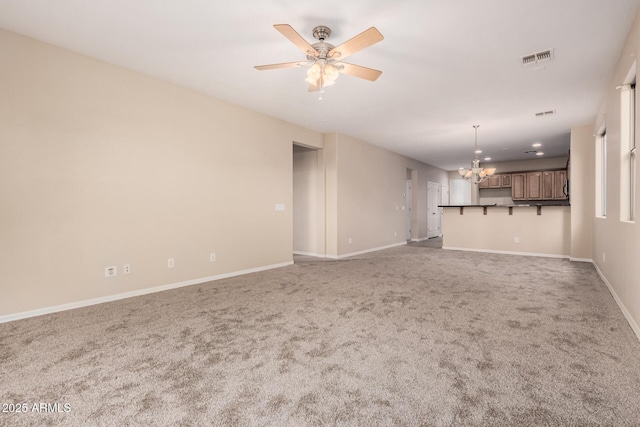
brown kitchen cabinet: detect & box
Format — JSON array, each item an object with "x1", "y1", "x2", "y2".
[
  {"x1": 526, "y1": 172, "x2": 543, "y2": 200},
  {"x1": 488, "y1": 175, "x2": 502, "y2": 187},
  {"x1": 511, "y1": 173, "x2": 526, "y2": 200},
  {"x1": 554, "y1": 170, "x2": 568, "y2": 200},
  {"x1": 480, "y1": 174, "x2": 509, "y2": 188},
  {"x1": 479, "y1": 175, "x2": 502, "y2": 188},
  {"x1": 542, "y1": 171, "x2": 555, "y2": 199},
  {"x1": 481, "y1": 168, "x2": 567, "y2": 201}
]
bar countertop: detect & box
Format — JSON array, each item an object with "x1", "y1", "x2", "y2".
[{"x1": 438, "y1": 203, "x2": 570, "y2": 207}]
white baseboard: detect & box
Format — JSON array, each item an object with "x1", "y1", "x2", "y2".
[
  {"x1": 0, "y1": 261, "x2": 294, "y2": 324},
  {"x1": 293, "y1": 251, "x2": 324, "y2": 257},
  {"x1": 592, "y1": 262, "x2": 640, "y2": 341},
  {"x1": 442, "y1": 246, "x2": 569, "y2": 259},
  {"x1": 569, "y1": 257, "x2": 594, "y2": 263},
  {"x1": 326, "y1": 241, "x2": 407, "y2": 260}
]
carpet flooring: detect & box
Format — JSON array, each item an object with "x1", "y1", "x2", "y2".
[
  {"x1": 407, "y1": 236, "x2": 443, "y2": 249},
  {"x1": 1, "y1": 245, "x2": 639, "y2": 426}
]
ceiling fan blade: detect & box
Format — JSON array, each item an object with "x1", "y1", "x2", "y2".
[
  {"x1": 339, "y1": 62, "x2": 383, "y2": 81},
  {"x1": 254, "y1": 61, "x2": 306, "y2": 71},
  {"x1": 329, "y1": 27, "x2": 383, "y2": 60},
  {"x1": 274, "y1": 24, "x2": 318, "y2": 57},
  {"x1": 308, "y1": 83, "x2": 320, "y2": 92}
]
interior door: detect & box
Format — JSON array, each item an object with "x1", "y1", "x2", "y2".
[{"x1": 427, "y1": 181, "x2": 442, "y2": 238}]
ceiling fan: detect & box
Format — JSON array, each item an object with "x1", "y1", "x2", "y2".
[{"x1": 254, "y1": 24, "x2": 384, "y2": 98}]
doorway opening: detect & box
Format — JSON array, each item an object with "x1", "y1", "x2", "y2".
[{"x1": 293, "y1": 143, "x2": 325, "y2": 257}]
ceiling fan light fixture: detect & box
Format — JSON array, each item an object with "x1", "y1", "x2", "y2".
[
  {"x1": 255, "y1": 24, "x2": 383, "y2": 97},
  {"x1": 305, "y1": 62, "x2": 340, "y2": 89},
  {"x1": 324, "y1": 64, "x2": 340, "y2": 83},
  {"x1": 305, "y1": 63, "x2": 321, "y2": 84}
]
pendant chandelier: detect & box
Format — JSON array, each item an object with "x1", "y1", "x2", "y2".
[{"x1": 458, "y1": 125, "x2": 496, "y2": 184}]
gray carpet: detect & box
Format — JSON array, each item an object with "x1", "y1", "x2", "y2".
[
  {"x1": 408, "y1": 236, "x2": 443, "y2": 249},
  {"x1": 1, "y1": 245, "x2": 639, "y2": 426}
]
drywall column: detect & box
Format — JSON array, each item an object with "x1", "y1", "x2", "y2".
[
  {"x1": 570, "y1": 125, "x2": 595, "y2": 261},
  {"x1": 470, "y1": 183, "x2": 480, "y2": 205},
  {"x1": 324, "y1": 133, "x2": 339, "y2": 257}
]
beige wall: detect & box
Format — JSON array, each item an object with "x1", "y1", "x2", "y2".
[
  {"x1": 0, "y1": 29, "x2": 450, "y2": 318},
  {"x1": 327, "y1": 133, "x2": 448, "y2": 257},
  {"x1": 570, "y1": 126, "x2": 595, "y2": 260},
  {"x1": 0, "y1": 29, "x2": 323, "y2": 317},
  {"x1": 324, "y1": 133, "x2": 339, "y2": 256},
  {"x1": 591, "y1": 10, "x2": 640, "y2": 336},
  {"x1": 443, "y1": 206, "x2": 571, "y2": 257}
]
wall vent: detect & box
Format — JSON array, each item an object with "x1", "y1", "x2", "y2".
[
  {"x1": 522, "y1": 49, "x2": 554, "y2": 66},
  {"x1": 535, "y1": 110, "x2": 556, "y2": 117}
]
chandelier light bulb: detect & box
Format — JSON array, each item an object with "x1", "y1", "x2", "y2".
[
  {"x1": 305, "y1": 63, "x2": 321, "y2": 85},
  {"x1": 324, "y1": 64, "x2": 340, "y2": 83}
]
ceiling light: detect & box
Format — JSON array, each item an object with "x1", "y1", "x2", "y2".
[
  {"x1": 305, "y1": 63, "x2": 339, "y2": 86},
  {"x1": 474, "y1": 149, "x2": 482, "y2": 154},
  {"x1": 536, "y1": 152, "x2": 544, "y2": 156},
  {"x1": 532, "y1": 143, "x2": 542, "y2": 147},
  {"x1": 484, "y1": 157, "x2": 491, "y2": 161},
  {"x1": 457, "y1": 125, "x2": 496, "y2": 184}
]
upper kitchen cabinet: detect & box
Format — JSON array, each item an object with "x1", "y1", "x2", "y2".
[
  {"x1": 512, "y1": 173, "x2": 526, "y2": 200},
  {"x1": 479, "y1": 174, "x2": 511, "y2": 188},
  {"x1": 506, "y1": 169, "x2": 568, "y2": 201},
  {"x1": 554, "y1": 170, "x2": 568, "y2": 200}
]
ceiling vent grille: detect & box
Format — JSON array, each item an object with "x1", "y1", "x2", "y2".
[
  {"x1": 522, "y1": 49, "x2": 554, "y2": 66},
  {"x1": 535, "y1": 110, "x2": 556, "y2": 117}
]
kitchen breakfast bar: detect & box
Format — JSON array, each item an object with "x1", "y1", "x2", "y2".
[{"x1": 439, "y1": 204, "x2": 571, "y2": 258}]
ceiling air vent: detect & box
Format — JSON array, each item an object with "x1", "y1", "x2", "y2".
[
  {"x1": 522, "y1": 49, "x2": 554, "y2": 66},
  {"x1": 535, "y1": 110, "x2": 556, "y2": 117}
]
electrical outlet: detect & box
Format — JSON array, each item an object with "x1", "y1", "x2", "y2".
[
  {"x1": 394, "y1": 232, "x2": 397, "y2": 237},
  {"x1": 123, "y1": 264, "x2": 131, "y2": 275},
  {"x1": 602, "y1": 252, "x2": 606, "y2": 262},
  {"x1": 348, "y1": 237, "x2": 352, "y2": 245},
  {"x1": 514, "y1": 237, "x2": 520, "y2": 243},
  {"x1": 104, "y1": 266, "x2": 117, "y2": 278},
  {"x1": 210, "y1": 252, "x2": 216, "y2": 262},
  {"x1": 168, "y1": 258, "x2": 174, "y2": 268}
]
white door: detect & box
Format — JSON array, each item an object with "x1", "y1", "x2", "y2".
[
  {"x1": 427, "y1": 181, "x2": 442, "y2": 238},
  {"x1": 405, "y1": 180, "x2": 412, "y2": 240}
]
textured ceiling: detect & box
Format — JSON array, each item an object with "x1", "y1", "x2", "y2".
[{"x1": 1, "y1": 0, "x2": 639, "y2": 170}]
